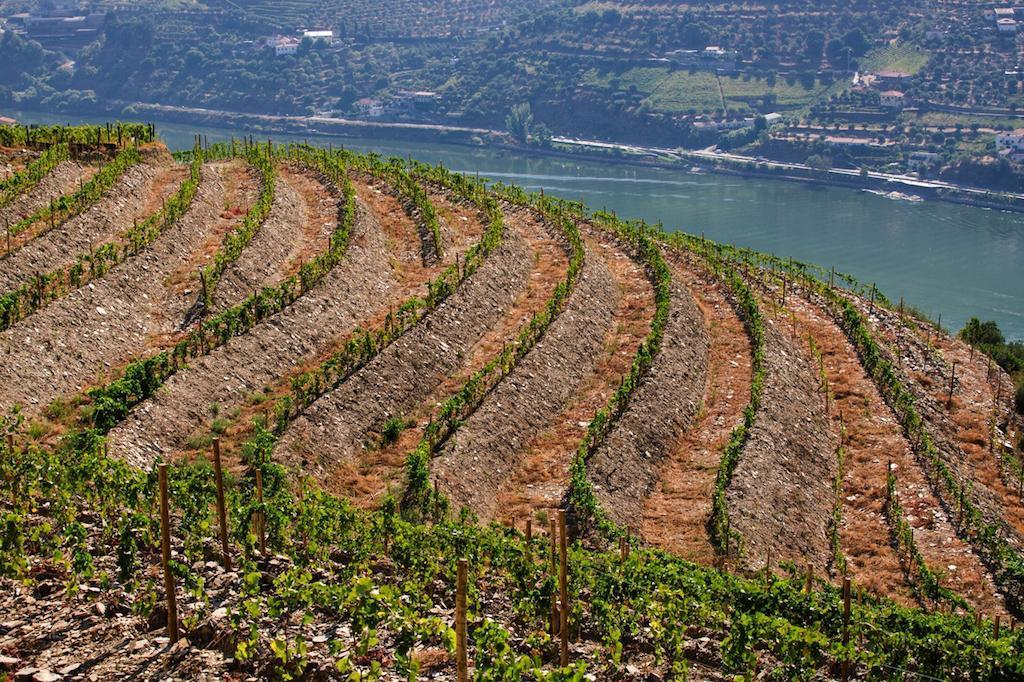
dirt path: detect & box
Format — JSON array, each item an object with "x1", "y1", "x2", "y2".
[
  {"x1": 492, "y1": 229, "x2": 654, "y2": 523},
  {"x1": 640, "y1": 252, "x2": 752, "y2": 565},
  {"x1": 0, "y1": 163, "x2": 185, "y2": 293},
  {"x1": 209, "y1": 166, "x2": 328, "y2": 312},
  {"x1": 0, "y1": 166, "x2": 227, "y2": 417},
  {"x1": 0, "y1": 160, "x2": 93, "y2": 237},
  {"x1": 272, "y1": 224, "x2": 537, "y2": 479},
  {"x1": 431, "y1": 238, "x2": 619, "y2": 522},
  {"x1": 587, "y1": 274, "x2": 710, "y2": 534},
  {"x1": 726, "y1": 306, "x2": 837, "y2": 574},
  {"x1": 108, "y1": 182, "x2": 426, "y2": 469}
]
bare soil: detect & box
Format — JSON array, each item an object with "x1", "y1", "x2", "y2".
[
  {"x1": 804, "y1": 290, "x2": 1008, "y2": 613},
  {"x1": 187, "y1": 184, "x2": 486, "y2": 486},
  {"x1": 430, "y1": 238, "x2": 619, "y2": 523},
  {"x1": 782, "y1": 292, "x2": 917, "y2": 603},
  {"x1": 587, "y1": 273, "x2": 710, "y2": 534},
  {"x1": 321, "y1": 205, "x2": 568, "y2": 505},
  {"x1": 847, "y1": 298, "x2": 1024, "y2": 560},
  {"x1": 726, "y1": 300, "x2": 837, "y2": 574},
  {"x1": 109, "y1": 173, "x2": 383, "y2": 468},
  {"x1": 640, "y1": 251, "x2": 752, "y2": 565},
  {"x1": 425, "y1": 186, "x2": 485, "y2": 262},
  {"x1": 0, "y1": 165, "x2": 227, "y2": 418},
  {"x1": 924, "y1": 334, "x2": 1024, "y2": 542},
  {"x1": 163, "y1": 159, "x2": 259, "y2": 328},
  {"x1": 273, "y1": 225, "x2": 536, "y2": 479},
  {"x1": 493, "y1": 228, "x2": 654, "y2": 524},
  {"x1": 209, "y1": 165, "x2": 332, "y2": 313},
  {"x1": 0, "y1": 161, "x2": 96, "y2": 248},
  {"x1": 0, "y1": 163, "x2": 186, "y2": 293}
]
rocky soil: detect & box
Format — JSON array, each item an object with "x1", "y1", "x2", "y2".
[
  {"x1": 108, "y1": 182, "x2": 392, "y2": 469},
  {"x1": 491, "y1": 229, "x2": 654, "y2": 523},
  {"x1": 209, "y1": 167, "x2": 323, "y2": 313},
  {"x1": 846, "y1": 296, "x2": 1024, "y2": 555},
  {"x1": 432, "y1": 240, "x2": 619, "y2": 522},
  {"x1": 0, "y1": 161, "x2": 93, "y2": 238},
  {"x1": 0, "y1": 167, "x2": 226, "y2": 417},
  {"x1": 0, "y1": 163, "x2": 184, "y2": 293},
  {"x1": 640, "y1": 252, "x2": 752, "y2": 564},
  {"x1": 587, "y1": 275, "x2": 710, "y2": 533},
  {"x1": 726, "y1": 313, "x2": 837, "y2": 574},
  {"x1": 273, "y1": 229, "x2": 534, "y2": 478}
]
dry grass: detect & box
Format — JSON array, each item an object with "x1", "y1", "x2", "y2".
[
  {"x1": 495, "y1": 228, "x2": 653, "y2": 522},
  {"x1": 165, "y1": 159, "x2": 258, "y2": 292},
  {"x1": 326, "y1": 205, "x2": 569, "y2": 508},
  {"x1": 641, "y1": 251, "x2": 751, "y2": 565}
]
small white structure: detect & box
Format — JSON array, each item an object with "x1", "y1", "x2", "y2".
[
  {"x1": 998, "y1": 17, "x2": 1019, "y2": 32},
  {"x1": 302, "y1": 29, "x2": 334, "y2": 44},
  {"x1": 880, "y1": 90, "x2": 906, "y2": 109}
]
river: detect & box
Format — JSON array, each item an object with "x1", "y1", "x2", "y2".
[{"x1": 10, "y1": 110, "x2": 1024, "y2": 339}]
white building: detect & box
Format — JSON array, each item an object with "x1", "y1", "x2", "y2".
[
  {"x1": 268, "y1": 36, "x2": 300, "y2": 55},
  {"x1": 302, "y1": 29, "x2": 334, "y2": 44},
  {"x1": 998, "y1": 17, "x2": 1019, "y2": 32}
]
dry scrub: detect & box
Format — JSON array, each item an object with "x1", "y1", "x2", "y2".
[{"x1": 641, "y1": 251, "x2": 752, "y2": 564}]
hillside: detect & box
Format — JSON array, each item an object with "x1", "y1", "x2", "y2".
[{"x1": 0, "y1": 123, "x2": 1022, "y2": 680}]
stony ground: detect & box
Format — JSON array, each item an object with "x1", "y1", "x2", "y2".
[{"x1": 588, "y1": 275, "x2": 710, "y2": 534}]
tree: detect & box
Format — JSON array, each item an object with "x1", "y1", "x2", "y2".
[
  {"x1": 825, "y1": 38, "x2": 846, "y2": 64},
  {"x1": 843, "y1": 28, "x2": 870, "y2": 57},
  {"x1": 804, "y1": 30, "x2": 825, "y2": 61},
  {"x1": 506, "y1": 102, "x2": 534, "y2": 143},
  {"x1": 807, "y1": 154, "x2": 833, "y2": 170},
  {"x1": 959, "y1": 318, "x2": 1005, "y2": 346}
]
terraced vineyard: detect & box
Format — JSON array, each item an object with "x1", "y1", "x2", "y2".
[{"x1": 0, "y1": 124, "x2": 1022, "y2": 680}]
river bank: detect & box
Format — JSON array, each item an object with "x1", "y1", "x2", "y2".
[{"x1": 12, "y1": 101, "x2": 1024, "y2": 214}]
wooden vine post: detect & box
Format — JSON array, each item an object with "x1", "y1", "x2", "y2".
[
  {"x1": 157, "y1": 464, "x2": 180, "y2": 643},
  {"x1": 549, "y1": 517, "x2": 558, "y2": 636},
  {"x1": 557, "y1": 510, "x2": 570, "y2": 666},
  {"x1": 525, "y1": 517, "x2": 532, "y2": 564},
  {"x1": 455, "y1": 558, "x2": 468, "y2": 682},
  {"x1": 841, "y1": 576, "x2": 851, "y2": 681},
  {"x1": 255, "y1": 469, "x2": 267, "y2": 555},
  {"x1": 212, "y1": 439, "x2": 231, "y2": 570},
  {"x1": 947, "y1": 361, "x2": 957, "y2": 409},
  {"x1": 805, "y1": 563, "x2": 813, "y2": 594}
]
